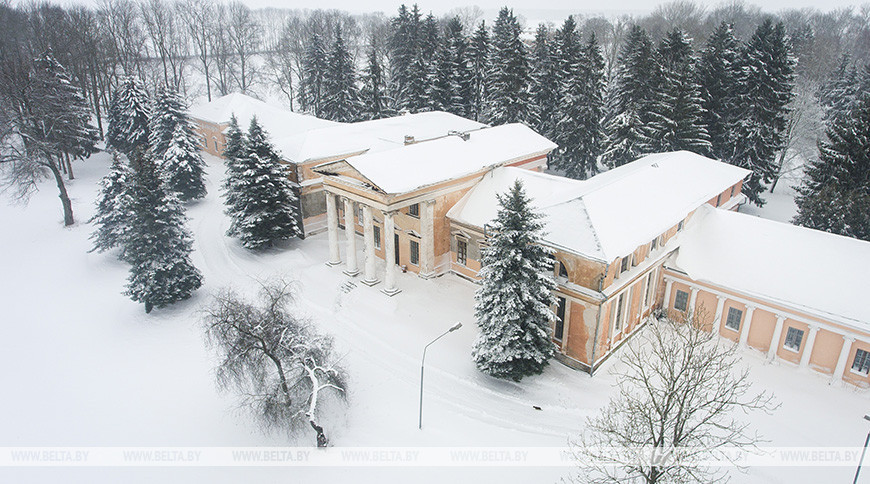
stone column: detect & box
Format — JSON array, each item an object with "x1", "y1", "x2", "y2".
[
  {"x1": 712, "y1": 295, "x2": 727, "y2": 336},
  {"x1": 419, "y1": 200, "x2": 436, "y2": 278},
  {"x1": 361, "y1": 205, "x2": 379, "y2": 286},
  {"x1": 343, "y1": 198, "x2": 359, "y2": 277},
  {"x1": 662, "y1": 278, "x2": 673, "y2": 312},
  {"x1": 830, "y1": 335, "x2": 855, "y2": 385},
  {"x1": 738, "y1": 305, "x2": 755, "y2": 348},
  {"x1": 382, "y1": 211, "x2": 401, "y2": 296},
  {"x1": 688, "y1": 285, "x2": 700, "y2": 316},
  {"x1": 799, "y1": 325, "x2": 819, "y2": 370},
  {"x1": 767, "y1": 314, "x2": 786, "y2": 362},
  {"x1": 326, "y1": 193, "x2": 341, "y2": 266}
]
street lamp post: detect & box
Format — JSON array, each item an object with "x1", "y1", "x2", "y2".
[
  {"x1": 854, "y1": 414, "x2": 870, "y2": 484},
  {"x1": 419, "y1": 322, "x2": 462, "y2": 430}
]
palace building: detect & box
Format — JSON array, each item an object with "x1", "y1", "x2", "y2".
[{"x1": 192, "y1": 93, "x2": 870, "y2": 387}]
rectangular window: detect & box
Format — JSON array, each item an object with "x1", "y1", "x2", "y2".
[
  {"x1": 650, "y1": 237, "x2": 658, "y2": 251},
  {"x1": 674, "y1": 290, "x2": 689, "y2": 312},
  {"x1": 783, "y1": 327, "x2": 804, "y2": 352},
  {"x1": 716, "y1": 194, "x2": 722, "y2": 206},
  {"x1": 374, "y1": 226, "x2": 381, "y2": 249},
  {"x1": 730, "y1": 185, "x2": 736, "y2": 198},
  {"x1": 615, "y1": 293, "x2": 625, "y2": 331},
  {"x1": 678, "y1": 220, "x2": 685, "y2": 231},
  {"x1": 457, "y1": 239, "x2": 467, "y2": 266},
  {"x1": 554, "y1": 297, "x2": 566, "y2": 341},
  {"x1": 410, "y1": 239, "x2": 419, "y2": 265},
  {"x1": 852, "y1": 349, "x2": 870, "y2": 375},
  {"x1": 357, "y1": 205, "x2": 363, "y2": 222},
  {"x1": 620, "y1": 257, "x2": 629, "y2": 273},
  {"x1": 408, "y1": 203, "x2": 419, "y2": 218},
  {"x1": 213, "y1": 139, "x2": 218, "y2": 151},
  {"x1": 644, "y1": 271, "x2": 654, "y2": 307},
  {"x1": 725, "y1": 307, "x2": 743, "y2": 331}
]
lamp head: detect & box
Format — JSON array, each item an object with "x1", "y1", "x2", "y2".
[{"x1": 448, "y1": 322, "x2": 462, "y2": 332}]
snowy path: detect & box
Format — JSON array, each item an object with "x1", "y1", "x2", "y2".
[{"x1": 1, "y1": 152, "x2": 868, "y2": 483}]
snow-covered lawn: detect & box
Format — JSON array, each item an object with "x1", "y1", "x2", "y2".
[{"x1": 1, "y1": 152, "x2": 867, "y2": 483}]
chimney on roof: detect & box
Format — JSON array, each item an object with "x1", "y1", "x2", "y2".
[
  {"x1": 448, "y1": 130, "x2": 470, "y2": 141},
  {"x1": 404, "y1": 135, "x2": 415, "y2": 145}
]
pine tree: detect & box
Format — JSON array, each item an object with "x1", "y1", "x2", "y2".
[
  {"x1": 299, "y1": 31, "x2": 328, "y2": 117},
  {"x1": 724, "y1": 19, "x2": 795, "y2": 206},
  {"x1": 125, "y1": 153, "x2": 202, "y2": 313},
  {"x1": 403, "y1": 50, "x2": 433, "y2": 113},
  {"x1": 30, "y1": 51, "x2": 99, "y2": 164},
  {"x1": 552, "y1": 19, "x2": 606, "y2": 179},
  {"x1": 468, "y1": 21, "x2": 490, "y2": 122},
  {"x1": 231, "y1": 117, "x2": 302, "y2": 249},
  {"x1": 106, "y1": 76, "x2": 151, "y2": 161},
  {"x1": 360, "y1": 40, "x2": 393, "y2": 120},
  {"x1": 816, "y1": 54, "x2": 860, "y2": 125},
  {"x1": 698, "y1": 22, "x2": 744, "y2": 161},
  {"x1": 321, "y1": 24, "x2": 362, "y2": 122},
  {"x1": 601, "y1": 25, "x2": 657, "y2": 168},
  {"x1": 530, "y1": 23, "x2": 558, "y2": 139},
  {"x1": 645, "y1": 29, "x2": 711, "y2": 156},
  {"x1": 150, "y1": 87, "x2": 207, "y2": 201},
  {"x1": 89, "y1": 151, "x2": 135, "y2": 258},
  {"x1": 485, "y1": 8, "x2": 533, "y2": 125},
  {"x1": 472, "y1": 180, "x2": 557, "y2": 381},
  {"x1": 794, "y1": 92, "x2": 870, "y2": 241},
  {"x1": 222, "y1": 115, "x2": 247, "y2": 237},
  {"x1": 431, "y1": 17, "x2": 471, "y2": 116},
  {"x1": 388, "y1": 4, "x2": 422, "y2": 111}
]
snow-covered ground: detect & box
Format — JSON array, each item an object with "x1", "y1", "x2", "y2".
[{"x1": 1, "y1": 152, "x2": 867, "y2": 483}]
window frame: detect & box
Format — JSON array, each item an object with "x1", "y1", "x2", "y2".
[
  {"x1": 620, "y1": 257, "x2": 629, "y2": 273},
  {"x1": 674, "y1": 289, "x2": 689, "y2": 312},
  {"x1": 554, "y1": 296, "x2": 566, "y2": 341},
  {"x1": 783, "y1": 327, "x2": 804, "y2": 353},
  {"x1": 408, "y1": 203, "x2": 420, "y2": 218},
  {"x1": 852, "y1": 348, "x2": 870, "y2": 375},
  {"x1": 558, "y1": 261, "x2": 569, "y2": 279},
  {"x1": 677, "y1": 220, "x2": 685, "y2": 231},
  {"x1": 456, "y1": 239, "x2": 467, "y2": 266},
  {"x1": 725, "y1": 307, "x2": 743, "y2": 332},
  {"x1": 409, "y1": 239, "x2": 420, "y2": 265},
  {"x1": 373, "y1": 225, "x2": 381, "y2": 249}
]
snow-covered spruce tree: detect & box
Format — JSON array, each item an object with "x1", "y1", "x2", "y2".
[
  {"x1": 794, "y1": 91, "x2": 870, "y2": 241},
  {"x1": 553, "y1": 22, "x2": 606, "y2": 180},
  {"x1": 299, "y1": 31, "x2": 328, "y2": 117},
  {"x1": 723, "y1": 19, "x2": 795, "y2": 207},
  {"x1": 30, "y1": 51, "x2": 99, "y2": 174},
  {"x1": 601, "y1": 25, "x2": 657, "y2": 168},
  {"x1": 106, "y1": 76, "x2": 151, "y2": 163},
  {"x1": 359, "y1": 40, "x2": 393, "y2": 120},
  {"x1": 89, "y1": 151, "x2": 135, "y2": 258},
  {"x1": 530, "y1": 23, "x2": 558, "y2": 140},
  {"x1": 231, "y1": 117, "x2": 301, "y2": 249},
  {"x1": 387, "y1": 4, "x2": 422, "y2": 112},
  {"x1": 431, "y1": 17, "x2": 472, "y2": 116},
  {"x1": 202, "y1": 280, "x2": 347, "y2": 447},
  {"x1": 221, "y1": 115, "x2": 247, "y2": 237},
  {"x1": 698, "y1": 22, "x2": 744, "y2": 161},
  {"x1": 467, "y1": 20, "x2": 490, "y2": 122},
  {"x1": 485, "y1": 8, "x2": 533, "y2": 126},
  {"x1": 472, "y1": 179, "x2": 557, "y2": 381},
  {"x1": 816, "y1": 54, "x2": 860, "y2": 126},
  {"x1": 321, "y1": 24, "x2": 362, "y2": 122},
  {"x1": 403, "y1": 49, "x2": 434, "y2": 113},
  {"x1": 150, "y1": 86, "x2": 207, "y2": 201},
  {"x1": 125, "y1": 153, "x2": 202, "y2": 313},
  {"x1": 644, "y1": 29, "x2": 711, "y2": 156}
]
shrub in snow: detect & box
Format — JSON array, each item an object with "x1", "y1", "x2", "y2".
[
  {"x1": 124, "y1": 154, "x2": 202, "y2": 313},
  {"x1": 573, "y1": 311, "x2": 777, "y2": 484},
  {"x1": 472, "y1": 179, "x2": 557, "y2": 381},
  {"x1": 202, "y1": 280, "x2": 347, "y2": 447}
]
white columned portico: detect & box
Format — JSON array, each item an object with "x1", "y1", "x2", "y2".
[
  {"x1": 712, "y1": 295, "x2": 727, "y2": 335},
  {"x1": 662, "y1": 278, "x2": 673, "y2": 312},
  {"x1": 738, "y1": 305, "x2": 756, "y2": 348},
  {"x1": 342, "y1": 198, "x2": 359, "y2": 276},
  {"x1": 419, "y1": 200, "x2": 436, "y2": 278},
  {"x1": 831, "y1": 335, "x2": 855, "y2": 385},
  {"x1": 325, "y1": 193, "x2": 341, "y2": 266},
  {"x1": 361, "y1": 205, "x2": 379, "y2": 286},
  {"x1": 799, "y1": 325, "x2": 819, "y2": 370},
  {"x1": 381, "y1": 211, "x2": 401, "y2": 296},
  {"x1": 688, "y1": 285, "x2": 700, "y2": 316},
  {"x1": 767, "y1": 314, "x2": 786, "y2": 361}
]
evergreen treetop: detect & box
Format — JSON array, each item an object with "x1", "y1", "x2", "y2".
[{"x1": 106, "y1": 76, "x2": 151, "y2": 159}]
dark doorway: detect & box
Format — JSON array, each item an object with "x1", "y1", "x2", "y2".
[{"x1": 394, "y1": 234, "x2": 400, "y2": 265}]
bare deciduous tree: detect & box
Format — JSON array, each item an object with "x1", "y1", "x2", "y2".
[
  {"x1": 571, "y1": 311, "x2": 778, "y2": 484},
  {"x1": 178, "y1": 0, "x2": 215, "y2": 101},
  {"x1": 226, "y1": 1, "x2": 260, "y2": 94},
  {"x1": 202, "y1": 280, "x2": 347, "y2": 447}
]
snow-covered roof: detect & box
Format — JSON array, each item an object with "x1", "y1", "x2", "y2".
[
  {"x1": 673, "y1": 205, "x2": 870, "y2": 329},
  {"x1": 272, "y1": 111, "x2": 487, "y2": 163},
  {"x1": 189, "y1": 92, "x2": 336, "y2": 139},
  {"x1": 330, "y1": 123, "x2": 556, "y2": 194},
  {"x1": 447, "y1": 151, "x2": 750, "y2": 262}
]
